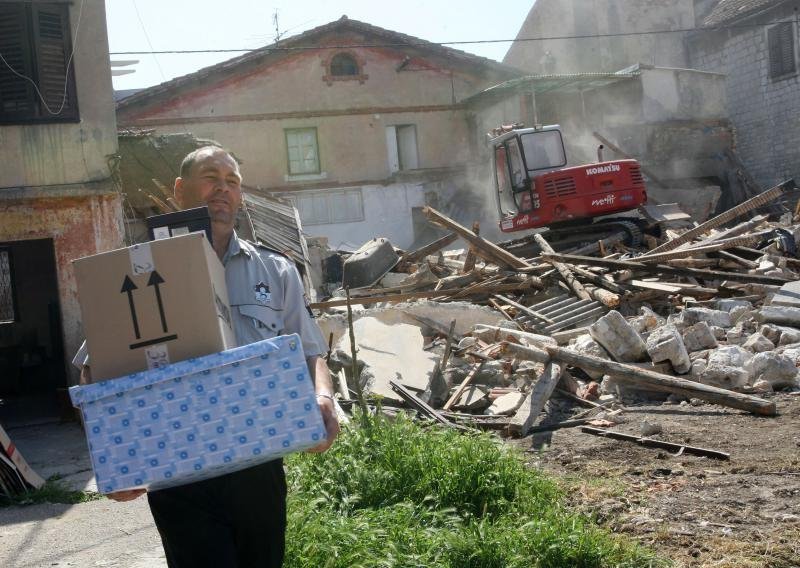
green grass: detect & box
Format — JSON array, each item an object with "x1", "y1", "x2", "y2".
[
  {"x1": 0, "y1": 475, "x2": 102, "y2": 507},
  {"x1": 285, "y1": 413, "x2": 667, "y2": 568}
]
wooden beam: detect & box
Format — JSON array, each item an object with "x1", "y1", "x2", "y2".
[
  {"x1": 581, "y1": 426, "x2": 730, "y2": 460},
  {"x1": 508, "y1": 362, "x2": 563, "y2": 436},
  {"x1": 533, "y1": 233, "x2": 590, "y2": 300},
  {"x1": 462, "y1": 221, "x2": 480, "y2": 273},
  {"x1": 541, "y1": 253, "x2": 790, "y2": 285},
  {"x1": 643, "y1": 180, "x2": 794, "y2": 255},
  {"x1": 422, "y1": 206, "x2": 533, "y2": 270},
  {"x1": 503, "y1": 342, "x2": 777, "y2": 417},
  {"x1": 310, "y1": 279, "x2": 541, "y2": 309},
  {"x1": 389, "y1": 380, "x2": 468, "y2": 431},
  {"x1": 398, "y1": 233, "x2": 459, "y2": 265},
  {"x1": 443, "y1": 362, "x2": 483, "y2": 411}
]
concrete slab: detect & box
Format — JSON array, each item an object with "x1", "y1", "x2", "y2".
[
  {"x1": 335, "y1": 317, "x2": 438, "y2": 403},
  {"x1": 771, "y1": 281, "x2": 800, "y2": 308}
]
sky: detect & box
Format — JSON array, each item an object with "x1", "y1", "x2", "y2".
[{"x1": 105, "y1": 0, "x2": 534, "y2": 91}]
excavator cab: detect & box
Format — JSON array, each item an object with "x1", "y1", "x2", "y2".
[
  {"x1": 491, "y1": 125, "x2": 567, "y2": 220},
  {"x1": 489, "y1": 124, "x2": 647, "y2": 233}
]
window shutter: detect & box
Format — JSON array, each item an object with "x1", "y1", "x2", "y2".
[
  {"x1": 769, "y1": 22, "x2": 796, "y2": 79},
  {"x1": 31, "y1": 3, "x2": 76, "y2": 118},
  {"x1": 0, "y1": 3, "x2": 35, "y2": 118},
  {"x1": 779, "y1": 22, "x2": 796, "y2": 76}
]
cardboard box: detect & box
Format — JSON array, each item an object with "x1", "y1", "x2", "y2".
[
  {"x1": 74, "y1": 232, "x2": 235, "y2": 381},
  {"x1": 69, "y1": 334, "x2": 325, "y2": 493}
]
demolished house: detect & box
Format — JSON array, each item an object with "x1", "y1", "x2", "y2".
[{"x1": 312, "y1": 178, "x2": 799, "y2": 452}]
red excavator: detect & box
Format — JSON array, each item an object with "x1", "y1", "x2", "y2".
[{"x1": 489, "y1": 124, "x2": 674, "y2": 252}]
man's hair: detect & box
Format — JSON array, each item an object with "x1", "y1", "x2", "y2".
[{"x1": 179, "y1": 144, "x2": 237, "y2": 177}]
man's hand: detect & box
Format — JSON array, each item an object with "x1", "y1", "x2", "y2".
[
  {"x1": 307, "y1": 394, "x2": 339, "y2": 453},
  {"x1": 106, "y1": 488, "x2": 146, "y2": 502}
]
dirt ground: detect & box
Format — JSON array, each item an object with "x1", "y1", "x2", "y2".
[{"x1": 515, "y1": 392, "x2": 800, "y2": 568}]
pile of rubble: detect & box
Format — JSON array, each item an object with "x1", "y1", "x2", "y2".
[{"x1": 314, "y1": 182, "x2": 800, "y2": 449}]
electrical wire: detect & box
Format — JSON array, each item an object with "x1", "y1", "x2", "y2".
[
  {"x1": 106, "y1": 18, "x2": 800, "y2": 56},
  {"x1": 0, "y1": 0, "x2": 85, "y2": 116}
]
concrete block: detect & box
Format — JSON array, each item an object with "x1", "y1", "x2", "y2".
[
  {"x1": 700, "y1": 345, "x2": 753, "y2": 389},
  {"x1": 716, "y1": 299, "x2": 753, "y2": 313},
  {"x1": 589, "y1": 310, "x2": 647, "y2": 363},
  {"x1": 567, "y1": 335, "x2": 611, "y2": 379},
  {"x1": 770, "y1": 281, "x2": 800, "y2": 308},
  {"x1": 742, "y1": 332, "x2": 775, "y2": 353},
  {"x1": 744, "y1": 352, "x2": 799, "y2": 389},
  {"x1": 755, "y1": 306, "x2": 800, "y2": 326},
  {"x1": 676, "y1": 307, "x2": 733, "y2": 329},
  {"x1": 709, "y1": 326, "x2": 727, "y2": 340},
  {"x1": 682, "y1": 321, "x2": 718, "y2": 352},
  {"x1": 758, "y1": 324, "x2": 782, "y2": 344},
  {"x1": 629, "y1": 306, "x2": 664, "y2": 334},
  {"x1": 778, "y1": 327, "x2": 800, "y2": 346},
  {"x1": 454, "y1": 385, "x2": 489, "y2": 410},
  {"x1": 646, "y1": 325, "x2": 691, "y2": 374},
  {"x1": 484, "y1": 391, "x2": 526, "y2": 416}
]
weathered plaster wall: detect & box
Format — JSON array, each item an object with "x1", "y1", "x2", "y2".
[
  {"x1": 689, "y1": 7, "x2": 800, "y2": 188},
  {"x1": 142, "y1": 111, "x2": 471, "y2": 190},
  {"x1": 292, "y1": 182, "x2": 426, "y2": 250},
  {"x1": 0, "y1": 190, "x2": 124, "y2": 384},
  {"x1": 0, "y1": 0, "x2": 117, "y2": 189},
  {"x1": 504, "y1": 0, "x2": 695, "y2": 73},
  {"x1": 470, "y1": 66, "x2": 731, "y2": 209},
  {"x1": 118, "y1": 47, "x2": 484, "y2": 123}
]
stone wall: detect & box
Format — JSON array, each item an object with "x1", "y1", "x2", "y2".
[{"x1": 689, "y1": 8, "x2": 800, "y2": 188}]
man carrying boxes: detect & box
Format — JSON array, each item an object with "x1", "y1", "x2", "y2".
[{"x1": 74, "y1": 146, "x2": 339, "y2": 567}]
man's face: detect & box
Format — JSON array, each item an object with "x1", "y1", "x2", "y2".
[{"x1": 174, "y1": 149, "x2": 242, "y2": 230}]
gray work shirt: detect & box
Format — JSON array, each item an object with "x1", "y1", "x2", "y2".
[{"x1": 222, "y1": 232, "x2": 327, "y2": 358}]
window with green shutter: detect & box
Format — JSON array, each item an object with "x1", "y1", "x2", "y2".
[
  {"x1": 285, "y1": 128, "x2": 320, "y2": 175},
  {"x1": 0, "y1": 2, "x2": 78, "y2": 124},
  {"x1": 768, "y1": 21, "x2": 796, "y2": 80}
]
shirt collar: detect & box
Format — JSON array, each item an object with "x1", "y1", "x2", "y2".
[{"x1": 221, "y1": 229, "x2": 251, "y2": 264}]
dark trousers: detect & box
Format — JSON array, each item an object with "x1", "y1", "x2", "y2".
[{"x1": 147, "y1": 459, "x2": 287, "y2": 568}]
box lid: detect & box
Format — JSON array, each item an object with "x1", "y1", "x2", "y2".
[{"x1": 69, "y1": 334, "x2": 303, "y2": 406}]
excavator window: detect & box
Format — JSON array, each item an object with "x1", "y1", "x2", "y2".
[
  {"x1": 505, "y1": 138, "x2": 527, "y2": 191},
  {"x1": 520, "y1": 130, "x2": 567, "y2": 172}
]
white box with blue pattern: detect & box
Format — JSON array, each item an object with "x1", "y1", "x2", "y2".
[{"x1": 69, "y1": 334, "x2": 326, "y2": 494}]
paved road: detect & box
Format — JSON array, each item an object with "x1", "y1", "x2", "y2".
[{"x1": 0, "y1": 422, "x2": 166, "y2": 568}]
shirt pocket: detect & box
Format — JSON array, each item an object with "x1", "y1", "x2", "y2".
[{"x1": 238, "y1": 305, "x2": 284, "y2": 338}]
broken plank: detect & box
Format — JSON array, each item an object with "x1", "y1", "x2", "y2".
[
  {"x1": 643, "y1": 180, "x2": 795, "y2": 255},
  {"x1": 310, "y1": 280, "x2": 540, "y2": 309},
  {"x1": 502, "y1": 342, "x2": 777, "y2": 417},
  {"x1": 462, "y1": 221, "x2": 480, "y2": 273},
  {"x1": 398, "y1": 233, "x2": 459, "y2": 265},
  {"x1": 533, "y1": 233, "x2": 590, "y2": 300},
  {"x1": 581, "y1": 426, "x2": 730, "y2": 460},
  {"x1": 541, "y1": 253, "x2": 790, "y2": 286},
  {"x1": 389, "y1": 380, "x2": 466, "y2": 430},
  {"x1": 443, "y1": 362, "x2": 484, "y2": 411},
  {"x1": 508, "y1": 361, "x2": 564, "y2": 437},
  {"x1": 422, "y1": 206, "x2": 533, "y2": 270}
]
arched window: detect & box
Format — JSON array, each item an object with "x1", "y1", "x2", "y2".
[
  {"x1": 330, "y1": 53, "x2": 359, "y2": 76},
  {"x1": 322, "y1": 51, "x2": 367, "y2": 85}
]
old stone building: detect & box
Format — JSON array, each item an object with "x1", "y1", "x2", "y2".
[
  {"x1": 688, "y1": 0, "x2": 800, "y2": 188},
  {"x1": 0, "y1": 0, "x2": 122, "y2": 418}
]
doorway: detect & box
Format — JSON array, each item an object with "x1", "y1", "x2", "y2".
[{"x1": 0, "y1": 238, "x2": 66, "y2": 427}]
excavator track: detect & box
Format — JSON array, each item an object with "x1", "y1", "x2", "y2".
[{"x1": 498, "y1": 218, "x2": 645, "y2": 257}]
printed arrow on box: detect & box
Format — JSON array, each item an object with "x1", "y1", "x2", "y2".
[
  {"x1": 147, "y1": 271, "x2": 169, "y2": 333},
  {"x1": 120, "y1": 275, "x2": 141, "y2": 339}
]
